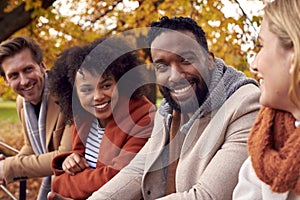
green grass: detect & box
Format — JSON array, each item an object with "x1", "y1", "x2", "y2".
[
  {"x1": 0, "y1": 100, "x2": 18, "y2": 123},
  {"x1": 0, "y1": 100, "x2": 16, "y2": 107},
  {"x1": 0, "y1": 100, "x2": 23, "y2": 156}
]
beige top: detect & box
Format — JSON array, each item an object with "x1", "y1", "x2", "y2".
[{"x1": 233, "y1": 157, "x2": 300, "y2": 200}]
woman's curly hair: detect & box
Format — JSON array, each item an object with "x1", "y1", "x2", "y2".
[{"x1": 49, "y1": 37, "x2": 152, "y2": 125}]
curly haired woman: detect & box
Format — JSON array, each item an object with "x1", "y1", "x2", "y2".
[{"x1": 48, "y1": 37, "x2": 156, "y2": 199}]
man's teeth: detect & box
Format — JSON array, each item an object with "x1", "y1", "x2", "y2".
[
  {"x1": 24, "y1": 85, "x2": 34, "y2": 91},
  {"x1": 173, "y1": 85, "x2": 191, "y2": 93},
  {"x1": 95, "y1": 102, "x2": 108, "y2": 109}
]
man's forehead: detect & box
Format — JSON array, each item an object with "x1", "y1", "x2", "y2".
[
  {"x1": 151, "y1": 30, "x2": 202, "y2": 52},
  {"x1": 3, "y1": 51, "x2": 37, "y2": 72}
]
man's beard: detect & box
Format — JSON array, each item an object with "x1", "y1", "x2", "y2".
[{"x1": 160, "y1": 78, "x2": 208, "y2": 114}]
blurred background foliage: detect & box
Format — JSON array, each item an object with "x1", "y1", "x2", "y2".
[
  {"x1": 0, "y1": 0, "x2": 265, "y2": 100},
  {"x1": 0, "y1": 0, "x2": 265, "y2": 198}
]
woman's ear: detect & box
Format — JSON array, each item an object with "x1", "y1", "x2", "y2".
[{"x1": 289, "y1": 51, "x2": 295, "y2": 75}]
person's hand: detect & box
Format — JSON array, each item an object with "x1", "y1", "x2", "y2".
[
  {"x1": 62, "y1": 153, "x2": 89, "y2": 175},
  {"x1": 0, "y1": 154, "x2": 6, "y2": 161},
  {"x1": 47, "y1": 191, "x2": 73, "y2": 200}
]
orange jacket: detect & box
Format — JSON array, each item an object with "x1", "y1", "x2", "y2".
[{"x1": 51, "y1": 95, "x2": 156, "y2": 199}]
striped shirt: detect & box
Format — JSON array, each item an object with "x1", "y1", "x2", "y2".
[{"x1": 85, "y1": 118, "x2": 104, "y2": 169}]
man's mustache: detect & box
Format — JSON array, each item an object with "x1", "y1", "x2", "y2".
[{"x1": 163, "y1": 77, "x2": 199, "y2": 91}]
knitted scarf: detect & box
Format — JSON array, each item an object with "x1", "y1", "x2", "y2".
[
  {"x1": 23, "y1": 73, "x2": 51, "y2": 200},
  {"x1": 159, "y1": 58, "x2": 258, "y2": 134},
  {"x1": 24, "y1": 74, "x2": 48, "y2": 155},
  {"x1": 248, "y1": 106, "x2": 300, "y2": 194}
]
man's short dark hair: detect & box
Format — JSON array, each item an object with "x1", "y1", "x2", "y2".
[
  {"x1": 147, "y1": 16, "x2": 209, "y2": 52},
  {"x1": 0, "y1": 36, "x2": 43, "y2": 77}
]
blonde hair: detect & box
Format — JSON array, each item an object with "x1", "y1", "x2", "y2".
[{"x1": 264, "y1": 0, "x2": 300, "y2": 109}]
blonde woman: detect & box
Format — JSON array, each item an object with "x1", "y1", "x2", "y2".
[{"x1": 233, "y1": 0, "x2": 300, "y2": 199}]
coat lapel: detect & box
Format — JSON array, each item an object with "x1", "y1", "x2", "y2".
[
  {"x1": 45, "y1": 96, "x2": 60, "y2": 150},
  {"x1": 144, "y1": 113, "x2": 169, "y2": 173}
]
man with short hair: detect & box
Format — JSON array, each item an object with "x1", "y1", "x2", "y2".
[
  {"x1": 0, "y1": 36, "x2": 72, "y2": 200},
  {"x1": 48, "y1": 16, "x2": 260, "y2": 200}
]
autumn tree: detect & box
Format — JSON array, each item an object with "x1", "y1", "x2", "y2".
[{"x1": 0, "y1": 0, "x2": 263, "y2": 100}]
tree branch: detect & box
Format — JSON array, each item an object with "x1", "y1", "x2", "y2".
[
  {"x1": 0, "y1": 0, "x2": 56, "y2": 42},
  {"x1": 234, "y1": 0, "x2": 258, "y2": 33},
  {"x1": 0, "y1": 0, "x2": 9, "y2": 20}
]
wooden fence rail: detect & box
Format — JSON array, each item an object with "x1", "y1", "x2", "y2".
[{"x1": 0, "y1": 141, "x2": 26, "y2": 200}]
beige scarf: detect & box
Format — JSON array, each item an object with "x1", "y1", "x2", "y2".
[{"x1": 248, "y1": 106, "x2": 300, "y2": 194}]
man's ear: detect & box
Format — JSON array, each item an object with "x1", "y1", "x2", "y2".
[
  {"x1": 41, "y1": 62, "x2": 46, "y2": 69},
  {"x1": 40, "y1": 62, "x2": 47, "y2": 72},
  {"x1": 207, "y1": 52, "x2": 215, "y2": 70}
]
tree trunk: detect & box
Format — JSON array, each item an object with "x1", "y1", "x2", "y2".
[{"x1": 0, "y1": 0, "x2": 56, "y2": 42}]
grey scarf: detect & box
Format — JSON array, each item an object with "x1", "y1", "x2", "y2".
[
  {"x1": 159, "y1": 58, "x2": 258, "y2": 134},
  {"x1": 23, "y1": 73, "x2": 51, "y2": 200}
]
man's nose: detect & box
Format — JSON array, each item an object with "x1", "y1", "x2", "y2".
[
  {"x1": 169, "y1": 64, "x2": 183, "y2": 82},
  {"x1": 19, "y1": 73, "x2": 29, "y2": 85}
]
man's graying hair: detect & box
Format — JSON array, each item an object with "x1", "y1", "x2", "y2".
[
  {"x1": 0, "y1": 36, "x2": 43, "y2": 77},
  {"x1": 147, "y1": 16, "x2": 209, "y2": 52}
]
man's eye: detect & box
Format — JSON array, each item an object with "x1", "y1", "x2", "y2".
[
  {"x1": 25, "y1": 67, "x2": 33, "y2": 73},
  {"x1": 8, "y1": 73, "x2": 18, "y2": 80},
  {"x1": 154, "y1": 63, "x2": 168, "y2": 72},
  {"x1": 182, "y1": 57, "x2": 194, "y2": 65}
]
